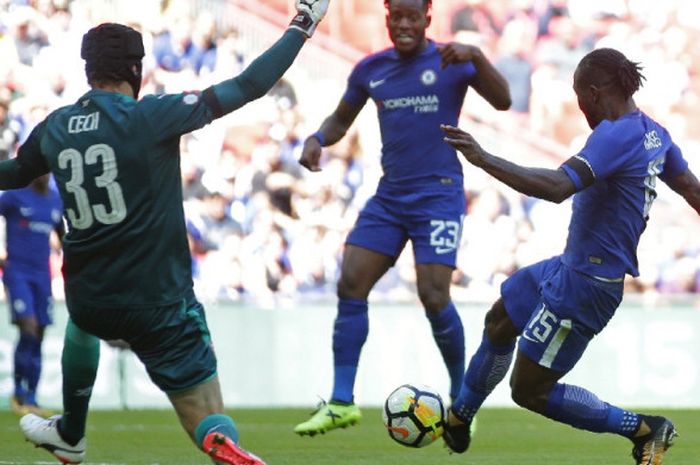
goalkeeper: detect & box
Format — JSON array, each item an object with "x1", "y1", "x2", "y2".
[{"x1": 7, "y1": 1, "x2": 329, "y2": 464}]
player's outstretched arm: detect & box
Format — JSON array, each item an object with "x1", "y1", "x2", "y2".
[
  {"x1": 0, "y1": 126, "x2": 49, "y2": 190},
  {"x1": 441, "y1": 124, "x2": 575, "y2": 203},
  {"x1": 299, "y1": 99, "x2": 362, "y2": 172},
  {"x1": 207, "y1": 0, "x2": 330, "y2": 117},
  {"x1": 665, "y1": 169, "x2": 700, "y2": 215},
  {"x1": 0, "y1": 160, "x2": 34, "y2": 190},
  {"x1": 438, "y1": 43, "x2": 511, "y2": 111}
]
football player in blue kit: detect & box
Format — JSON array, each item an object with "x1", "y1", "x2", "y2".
[
  {"x1": 295, "y1": 0, "x2": 511, "y2": 436},
  {"x1": 441, "y1": 47, "x2": 699, "y2": 465},
  {"x1": 0, "y1": 174, "x2": 63, "y2": 415}
]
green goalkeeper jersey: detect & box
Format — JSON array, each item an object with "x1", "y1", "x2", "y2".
[
  {"x1": 0, "y1": 29, "x2": 305, "y2": 308},
  {"x1": 20, "y1": 89, "x2": 213, "y2": 308}
]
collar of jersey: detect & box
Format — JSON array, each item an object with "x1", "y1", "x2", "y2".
[
  {"x1": 83, "y1": 88, "x2": 135, "y2": 102},
  {"x1": 392, "y1": 39, "x2": 436, "y2": 60}
]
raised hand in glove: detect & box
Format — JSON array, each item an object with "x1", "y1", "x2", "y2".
[{"x1": 289, "y1": 0, "x2": 330, "y2": 38}]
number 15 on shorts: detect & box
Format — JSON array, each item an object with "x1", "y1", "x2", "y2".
[{"x1": 522, "y1": 303, "x2": 573, "y2": 369}]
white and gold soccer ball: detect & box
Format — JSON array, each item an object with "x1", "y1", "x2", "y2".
[{"x1": 381, "y1": 383, "x2": 447, "y2": 448}]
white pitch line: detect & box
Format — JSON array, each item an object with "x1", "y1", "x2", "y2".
[
  {"x1": 0, "y1": 462, "x2": 60, "y2": 465},
  {"x1": 0, "y1": 462, "x2": 126, "y2": 465}
]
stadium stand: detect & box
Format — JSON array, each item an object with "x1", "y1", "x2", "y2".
[{"x1": 1, "y1": 0, "x2": 699, "y2": 307}]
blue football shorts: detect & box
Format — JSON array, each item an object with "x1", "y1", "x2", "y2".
[
  {"x1": 4, "y1": 268, "x2": 53, "y2": 327},
  {"x1": 68, "y1": 293, "x2": 217, "y2": 394},
  {"x1": 346, "y1": 181, "x2": 466, "y2": 267},
  {"x1": 501, "y1": 256, "x2": 623, "y2": 373}
]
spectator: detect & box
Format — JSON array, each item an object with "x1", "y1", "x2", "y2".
[
  {"x1": 10, "y1": 7, "x2": 48, "y2": 66},
  {"x1": 3, "y1": 0, "x2": 700, "y2": 304},
  {"x1": 0, "y1": 89, "x2": 20, "y2": 160}
]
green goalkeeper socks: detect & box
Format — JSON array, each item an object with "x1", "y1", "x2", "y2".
[
  {"x1": 59, "y1": 320, "x2": 100, "y2": 445},
  {"x1": 195, "y1": 414, "x2": 239, "y2": 448}
]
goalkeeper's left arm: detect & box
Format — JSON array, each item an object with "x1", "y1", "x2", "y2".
[
  {"x1": 0, "y1": 159, "x2": 36, "y2": 190},
  {"x1": 203, "y1": 0, "x2": 330, "y2": 118}
]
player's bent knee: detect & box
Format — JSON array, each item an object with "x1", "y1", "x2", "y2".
[
  {"x1": 510, "y1": 381, "x2": 550, "y2": 414},
  {"x1": 17, "y1": 317, "x2": 40, "y2": 336},
  {"x1": 484, "y1": 304, "x2": 519, "y2": 344},
  {"x1": 485, "y1": 318, "x2": 512, "y2": 345},
  {"x1": 510, "y1": 387, "x2": 538, "y2": 412},
  {"x1": 418, "y1": 291, "x2": 449, "y2": 314},
  {"x1": 337, "y1": 274, "x2": 371, "y2": 300}
]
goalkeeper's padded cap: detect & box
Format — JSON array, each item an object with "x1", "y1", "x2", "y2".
[{"x1": 81, "y1": 23, "x2": 145, "y2": 99}]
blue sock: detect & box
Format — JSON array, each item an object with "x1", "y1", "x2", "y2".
[
  {"x1": 331, "y1": 298, "x2": 368, "y2": 404},
  {"x1": 544, "y1": 383, "x2": 640, "y2": 436},
  {"x1": 26, "y1": 333, "x2": 43, "y2": 405},
  {"x1": 14, "y1": 332, "x2": 37, "y2": 401},
  {"x1": 452, "y1": 332, "x2": 514, "y2": 423},
  {"x1": 426, "y1": 302, "x2": 465, "y2": 400},
  {"x1": 195, "y1": 414, "x2": 239, "y2": 449}
]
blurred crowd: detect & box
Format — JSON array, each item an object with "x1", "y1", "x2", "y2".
[{"x1": 1, "y1": 0, "x2": 700, "y2": 308}]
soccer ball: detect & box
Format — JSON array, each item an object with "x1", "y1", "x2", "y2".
[{"x1": 382, "y1": 383, "x2": 447, "y2": 448}]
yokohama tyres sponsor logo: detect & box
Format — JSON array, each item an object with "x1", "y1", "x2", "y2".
[{"x1": 382, "y1": 94, "x2": 439, "y2": 113}]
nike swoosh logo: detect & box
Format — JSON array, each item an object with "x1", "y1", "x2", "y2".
[
  {"x1": 369, "y1": 79, "x2": 386, "y2": 89},
  {"x1": 387, "y1": 426, "x2": 410, "y2": 438}
]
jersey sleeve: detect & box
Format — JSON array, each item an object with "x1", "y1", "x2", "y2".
[
  {"x1": 208, "y1": 29, "x2": 305, "y2": 116},
  {"x1": 461, "y1": 61, "x2": 477, "y2": 87},
  {"x1": 342, "y1": 62, "x2": 370, "y2": 107},
  {"x1": 0, "y1": 121, "x2": 50, "y2": 190},
  {"x1": 659, "y1": 143, "x2": 688, "y2": 182},
  {"x1": 139, "y1": 92, "x2": 215, "y2": 143},
  {"x1": 559, "y1": 122, "x2": 626, "y2": 191},
  {"x1": 143, "y1": 29, "x2": 307, "y2": 143}
]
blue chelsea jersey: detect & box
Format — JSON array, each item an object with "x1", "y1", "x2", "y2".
[
  {"x1": 343, "y1": 41, "x2": 477, "y2": 187},
  {"x1": 0, "y1": 184, "x2": 63, "y2": 273},
  {"x1": 560, "y1": 111, "x2": 688, "y2": 279}
]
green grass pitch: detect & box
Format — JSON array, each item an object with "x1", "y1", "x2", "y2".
[{"x1": 1, "y1": 408, "x2": 697, "y2": 464}]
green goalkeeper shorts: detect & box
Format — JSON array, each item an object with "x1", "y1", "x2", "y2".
[{"x1": 68, "y1": 294, "x2": 217, "y2": 394}]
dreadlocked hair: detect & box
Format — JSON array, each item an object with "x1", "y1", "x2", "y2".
[
  {"x1": 578, "y1": 48, "x2": 646, "y2": 100},
  {"x1": 384, "y1": 0, "x2": 432, "y2": 10}
]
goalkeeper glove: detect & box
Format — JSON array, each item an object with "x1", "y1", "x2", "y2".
[{"x1": 289, "y1": 0, "x2": 330, "y2": 38}]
